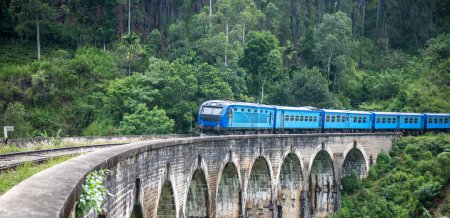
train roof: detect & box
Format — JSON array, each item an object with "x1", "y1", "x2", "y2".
[
  {"x1": 320, "y1": 109, "x2": 372, "y2": 114},
  {"x1": 423, "y1": 113, "x2": 450, "y2": 116},
  {"x1": 372, "y1": 111, "x2": 424, "y2": 116},
  {"x1": 201, "y1": 100, "x2": 274, "y2": 109},
  {"x1": 275, "y1": 106, "x2": 318, "y2": 111}
]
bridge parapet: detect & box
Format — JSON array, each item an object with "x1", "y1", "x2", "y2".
[{"x1": 0, "y1": 133, "x2": 399, "y2": 218}]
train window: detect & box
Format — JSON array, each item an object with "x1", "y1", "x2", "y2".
[
  {"x1": 337, "y1": 115, "x2": 341, "y2": 122},
  {"x1": 342, "y1": 116, "x2": 346, "y2": 122},
  {"x1": 241, "y1": 108, "x2": 244, "y2": 112},
  {"x1": 363, "y1": 116, "x2": 367, "y2": 123},
  {"x1": 234, "y1": 108, "x2": 237, "y2": 111},
  {"x1": 377, "y1": 117, "x2": 380, "y2": 123},
  {"x1": 434, "y1": 117, "x2": 438, "y2": 123},
  {"x1": 314, "y1": 116, "x2": 318, "y2": 122},
  {"x1": 409, "y1": 117, "x2": 413, "y2": 123},
  {"x1": 358, "y1": 116, "x2": 362, "y2": 123},
  {"x1": 290, "y1": 115, "x2": 295, "y2": 121},
  {"x1": 428, "y1": 117, "x2": 432, "y2": 123},
  {"x1": 405, "y1": 117, "x2": 408, "y2": 123},
  {"x1": 393, "y1": 117, "x2": 397, "y2": 123},
  {"x1": 285, "y1": 115, "x2": 289, "y2": 121},
  {"x1": 265, "y1": 110, "x2": 268, "y2": 113},
  {"x1": 326, "y1": 115, "x2": 330, "y2": 122},
  {"x1": 300, "y1": 116, "x2": 304, "y2": 121},
  {"x1": 387, "y1": 117, "x2": 391, "y2": 123},
  {"x1": 248, "y1": 109, "x2": 251, "y2": 112},
  {"x1": 254, "y1": 109, "x2": 257, "y2": 113},
  {"x1": 331, "y1": 116, "x2": 335, "y2": 122},
  {"x1": 353, "y1": 116, "x2": 357, "y2": 123},
  {"x1": 309, "y1": 116, "x2": 313, "y2": 122},
  {"x1": 445, "y1": 118, "x2": 449, "y2": 123},
  {"x1": 382, "y1": 116, "x2": 386, "y2": 123},
  {"x1": 439, "y1": 118, "x2": 443, "y2": 123},
  {"x1": 414, "y1": 118, "x2": 417, "y2": 123},
  {"x1": 295, "y1": 116, "x2": 299, "y2": 121}
]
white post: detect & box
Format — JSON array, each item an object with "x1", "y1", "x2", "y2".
[{"x1": 4, "y1": 126, "x2": 14, "y2": 139}]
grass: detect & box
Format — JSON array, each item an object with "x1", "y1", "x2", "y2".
[
  {"x1": 0, "y1": 155, "x2": 75, "y2": 195},
  {"x1": 0, "y1": 138, "x2": 137, "y2": 155}
]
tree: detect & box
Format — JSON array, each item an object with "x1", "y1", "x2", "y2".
[
  {"x1": 313, "y1": 11, "x2": 355, "y2": 89},
  {"x1": 1, "y1": 102, "x2": 32, "y2": 138},
  {"x1": 119, "y1": 104, "x2": 174, "y2": 135},
  {"x1": 240, "y1": 31, "x2": 283, "y2": 103},
  {"x1": 117, "y1": 32, "x2": 144, "y2": 76},
  {"x1": 277, "y1": 67, "x2": 333, "y2": 108},
  {"x1": 10, "y1": 0, "x2": 54, "y2": 60}
]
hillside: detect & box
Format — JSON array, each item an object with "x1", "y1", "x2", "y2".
[
  {"x1": 335, "y1": 134, "x2": 450, "y2": 218},
  {"x1": 0, "y1": 0, "x2": 449, "y2": 137}
]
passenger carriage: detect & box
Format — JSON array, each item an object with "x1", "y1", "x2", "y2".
[
  {"x1": 373, "y1": 112, "x2": 400, "y2": 130},
  {"x1": 320, "y1": 109, "x2": 372, "y2": 131},
  {"x1": 274, "y1": 106, "x2": 321, "y2": 132},
  {"x1": 397, "y1": 112, "x2": 424, "y2": 130},
  {"x1": 424, "y1": 113, "x2": 450, "y2": 130}
]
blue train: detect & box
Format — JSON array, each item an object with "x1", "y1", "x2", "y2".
[{"x1": 197, "y1": 100, "x2": 450, "y2": 134}]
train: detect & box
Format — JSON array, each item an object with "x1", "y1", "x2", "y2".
[{"x1": 197, "y1": 100, "x2": 450, "y2": 134}]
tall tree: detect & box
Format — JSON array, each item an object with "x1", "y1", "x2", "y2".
[
  {"x1": 10, "y1": 0, "x2": 54, "y2": 60},
  {"x1": 240, "y1": 31, "x2": 283, "y2": 103},
  {"x1": 313, "y1": 11, "x2": 355, "y2": 89}
]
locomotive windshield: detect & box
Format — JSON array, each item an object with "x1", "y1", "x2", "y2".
[{"x1": 201, "y1": 106, "x2": 223, "y2": 115}]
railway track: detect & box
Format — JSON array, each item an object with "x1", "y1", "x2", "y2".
[{"x1": 0, "y1": 143, "x2": 126, "y2": 172}]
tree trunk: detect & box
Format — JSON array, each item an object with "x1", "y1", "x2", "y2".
[
  {"x1": 374, "y1": 0, "x2": 382, "y2": 40},
  {"x1": 36, "y1": 14, "x2": 41, "y2": 61},
  {"x1": 224, "y1": 21, "x2": 229, "y2": 67},
  {"x1": 242, "y1": 21, "x2": 245, "y2": 44},
  {"x1": 327, "y1": 48, "x2": 333, "y2": 83},
  {"x1": 260, "y1": 74, "x2": 267, "y2": 103},
  {"x1": 358, "y1": 0, "x2": 366, "y2": 69},
  {"x1": 128, "y1": 0, "x2": 131, "y2": 34}
]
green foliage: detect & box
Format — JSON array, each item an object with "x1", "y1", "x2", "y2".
[
  {"x1": 119, "y1": 105, "x2": 174, "y2": 135},
  {"x1": 76, "y1": 169, "x2": 110, "y2": 217},
  {"x1": 341, "y1": 172, "x2": 362, "y2": 195},
  {"x1": 0, "y1": 102, "x2": 32, "y2": 138},
  {"x1": 335, "y1": 134, "x2": 450, "y2": 218},
  {"x1": 240, "y1": 31, "x2": 282, "y2": 102},
  {"x1": 0, "y1": 0, "x2": 449, "y2": 136}
]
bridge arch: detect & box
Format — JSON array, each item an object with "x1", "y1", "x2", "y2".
[
  {"x1": 154, "y1": 164, "x2": 179, "y2": 218},
  {"x1": 308, "y1": 144, "x2": 337, "y2": 216},
  {"x1": 342, "y1": 142, "x2": 369, "y2": 178},
  {"x1": 276, "y1": 152, "x2": 304, "y2": 218},
  {"x1": 246, "y1": 156, "x2": 273, "y2": 217},
  {"x1": 183, "y1": 155, "x2": 211, "y2": 218}
]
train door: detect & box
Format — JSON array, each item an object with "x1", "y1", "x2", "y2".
[
  {"x1": 280, "y1": 111, "x2": 285, "y2": 129},
  {"x1": 345, "y1": 114, "x2": 349, "y2": 128},
  {"x1": 228, "y1": 108, "x2": 233, "y2": 127},
  {"x1": 250, "y1": 108, "x2": 255, "y2": 128}
]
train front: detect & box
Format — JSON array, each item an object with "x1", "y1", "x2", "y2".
[{"x1": 197, "y1": 100, "x2": 230, "y2": 133}]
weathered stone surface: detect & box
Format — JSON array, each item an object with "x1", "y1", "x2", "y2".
[{"x1": 0, "y1": 133, "x2": 398, "y2": 218}]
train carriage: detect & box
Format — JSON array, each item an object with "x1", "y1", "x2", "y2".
[
  {"x1": 397, "y1": 113, "x2": 424, "y2": 130},
  {"x1": 373, "y1": 112, "x2": 399, "y2": 130},
  {"x1": 320, "y1": 109, "x2": 372, "y2": 130},
  {"x1": 275, "y1": 106, "x2": 321, "y2": 131},
  {"x1": 424, "y1": 113, "x2": 450, "y2": 130}
]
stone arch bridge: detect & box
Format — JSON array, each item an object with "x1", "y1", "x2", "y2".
[{"x1": 0, "y1": 133, "x2": 398, "y2": 218}]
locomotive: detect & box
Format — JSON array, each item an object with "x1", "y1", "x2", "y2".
[{"x1": 197, "y1": 100, "x2": 450, "y2": 134}]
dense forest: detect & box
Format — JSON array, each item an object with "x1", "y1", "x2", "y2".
[
  {"x1": 335, "y1": 134, "x2": 450, "y2": 217},
  {"x1": 0, "y1": 0, "x2": 449, "y2": 137}
]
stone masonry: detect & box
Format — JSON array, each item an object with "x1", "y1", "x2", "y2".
[{"x1": 0, "y1": 133, "x2": 398, "y2": 218}]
